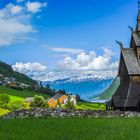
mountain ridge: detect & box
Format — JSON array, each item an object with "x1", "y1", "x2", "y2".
[
  {"x1": 90, "y1": 77, "x2": 120, "y2": 100},
  {"x1": 0, "y1": 61, "x2": 38, "y2": 87},
  {"x1": 43, "y1": 75, "x2": 114, "y2": 101}
]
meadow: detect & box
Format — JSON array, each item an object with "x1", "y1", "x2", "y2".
[
  {"x1": 0, "y1": 86, "x2": 106, "y2": 112},
  {"x1": 0, "y1": 117, "x2": 139, "y2": 140},
  {"x1": 0, "y1": 86, "x2": 50, "y2": 100},
  {"x1": 77, "y1": 101, "x2": 105, "y2": 110}
]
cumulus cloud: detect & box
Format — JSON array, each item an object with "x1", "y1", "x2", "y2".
[
  {"x1": 58, "y1": 48, "x2": 119, "y2": 71},
  {"x1": 12, "y1": 62, "x2": 71, "y2": 81},
  {"x1": 0, "y1": 18, "x2": 33, "y2": 34},
  {"x1": 12, "y1": 48, "x2": 119, "y2": 81},
  {"x1": 50, "y1": 47, "x2": 84, "y2": 54},
  {"x1": 12, "y1": 62, "x2": 48, "y2": 81},
  {"x1": 0, "y1": 1, "x2": 46, "y2": 46},
  {"x1": 26, "y1": 2, "x2": 47, "y2": 13},
  {"x1": 12, "y1": 62, "x2": 47, "y2": 73},
  {"x1": 10, "y1": 5, "x2": 23, "y2": 15}
]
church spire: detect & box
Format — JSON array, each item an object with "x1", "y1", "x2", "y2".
[{"x1": 136, "y1": 1, "x2": 140, "y2": 35}]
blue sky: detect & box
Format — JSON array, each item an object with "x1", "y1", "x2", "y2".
[{"x1": 0, "y1": 0, "x2": 138, "y2": 81}]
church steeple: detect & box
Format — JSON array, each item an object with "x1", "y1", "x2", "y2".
[{"x1": 136, "y1": 1, "x2": 140, "y2": 35}]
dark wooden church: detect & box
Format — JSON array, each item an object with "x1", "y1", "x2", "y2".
[{"x1": 108, "y1": 4, "x2": 140, "y2": 111}]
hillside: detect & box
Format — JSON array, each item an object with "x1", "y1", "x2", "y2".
[
  {"x1": 0, "y1": 61, "x2": 38, "y2": 86},
  {"x1": 95, "y1": 77, "x2": 120, "y2": 100},
  {"x1": 0, "y1": 86, "x2": 50, "y2": 100}
]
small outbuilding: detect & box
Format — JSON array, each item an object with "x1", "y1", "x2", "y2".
[{"x1": 25, "y1": 97, "x2": 33, "y2": 103}]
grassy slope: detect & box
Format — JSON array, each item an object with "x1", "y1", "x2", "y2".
[
  {"x1": 0, "y1": 86, "x2": 50, "y2": 100},
  {"x1": 10, "y1": 95, "x2": 24, "y2": 101},
  {"x1": 0, "y1": 118, "x2": 140, "y2": 140},
  {"x1": 77, "y1": 101, "x2": 105, "y2": 110},
  {"x1": 95, "y1": 77, "x2": 120, "y2": 100},
  {"x1": 0, "y1": 86, "x2": 104, "y2": 110}
]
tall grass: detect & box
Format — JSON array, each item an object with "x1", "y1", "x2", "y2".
[{"x1": 0, "y1": 118, "x2": 140, "y2": 140}]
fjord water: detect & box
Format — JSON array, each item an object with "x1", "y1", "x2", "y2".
[{"x1": 44, "y1": 76, "x2": 113, "y2": 101}]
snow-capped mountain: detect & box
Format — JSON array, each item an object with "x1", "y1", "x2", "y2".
[{"x1": 43, "y1": 74, "x2": 114, "y2": 101}]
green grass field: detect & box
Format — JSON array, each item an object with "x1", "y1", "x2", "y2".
[
  {"x1": 77, "y1": 101, "x2": 105, "y2": 110},
  {"x1": 0, "y1": 86, "x2": 50, "y2": 100},
  {"x1": 0, "y1": 86, "x2": 105, "y2": 110},
  {"x1": 0, "y1": 118, "x2": 139, "y2": 140}
]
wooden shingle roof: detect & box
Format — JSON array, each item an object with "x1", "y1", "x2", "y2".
[
  {"x1": 121, "y1": 48, "x2": 140, "y2": 75},
  {"x1": 132, "y1": 32, "x2": 140, "y2": 46},
  {"x1": 52, "y1": 94, "x2": 63, "y2": 100}
]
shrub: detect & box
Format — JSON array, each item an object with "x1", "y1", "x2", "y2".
[
  {"x1": 0, "y1": 94, "x2": 10, "y2": 104},
  {"x1": 0, "y1": 94, "x2": 11, "y2": 109},
  {"x1": 7, "y1": 101, "x2": 25, "y2": 110},
  {"x1": 0, "y1": 108, "x2": 10, "y2": 116},
  {"x1": 24, "y1": 102, "x2": 30, "y2": 109},
  {"x1": 44, "y1": 100, "x2": 50, "y2": 108},
  {"x1": 30, "y1": 95, "x2": 45, "y2": 108}
]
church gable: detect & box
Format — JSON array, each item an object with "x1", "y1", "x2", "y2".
[
  {"x1": 118, "y1": 52, "x2": 128, "y2": 76},
  {"x1": 132, "y1": 32, "x2": 140, "y2": 47},
  {"x1": 121, "y1": 49, "x2": 140, "y2": 75}
]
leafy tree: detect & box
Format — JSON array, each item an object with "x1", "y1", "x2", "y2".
[
  {"x1": 46, "y1": 84, "x2": 51, "y2": 89},
  {"x1": 37, "y1": 84, "x2": 56, "y2": 96},
  {"x1": 57, "y1": 99, "x2": 62, "y2": 108},
  {"x1": 44, "y1": 100, "x2": 50, "y2": 108},
  {"x1": 76, "y1": 95, "x2": 81, "y2": 101},
  {"x1": 65, "y1": 95, "x2": 75, "y2": 109},
  {"x1": 40, "y1": 82, "x2": 43, "y2": 88},
  {"x1": 30, "y1": 95, "x2": 45, "y2": 108},
  {"x1": 57, "y1": 90, "x2": 66, "y2": 95}
]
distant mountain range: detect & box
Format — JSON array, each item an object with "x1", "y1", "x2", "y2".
[
  {"x1": 0, "y1": 60, "x2": 119, "y2": 101},
  {"x1": 43, "y1": 75, "x2": 115, "y2": 101}
]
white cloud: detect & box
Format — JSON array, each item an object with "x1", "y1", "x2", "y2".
[
  {"x1": 0, "y1": 18, "x2": 33, "y2": 34},
  {"x1": 12, "y1": 62, "x2": 48, "y2": 81},
  {"x1": 26, "y1": 2, "x2": 47, "y2": 13},
  {"x1": 10, "y1": 5, "x2": 23, "y2": 15},
  {"x1": 12, "y1": 48, "x2": 119, "y2": 81},
  {"x1": 50, "y1": 47, "x2": 84, "y2": 54},
  {"x1": 58, "y1": 48, "x2": 119, "y2": 71},
  {"x1": 12, "y1": 62, "x2": 47, "y2": 73},
  {"x1": 0, "y1": 2, "x2": 46, "y2": 46},
  {"x1": 12, "y1": 62, "x2": 73, "y2": 81}
]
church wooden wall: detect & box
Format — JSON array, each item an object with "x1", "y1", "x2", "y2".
[{"x1": 137, "y1": 48, "x2": 140, "y2": 60}]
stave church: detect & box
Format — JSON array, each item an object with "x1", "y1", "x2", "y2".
[{"x1": 108, "y1": 3, "x2": 140, "y2": 111}]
